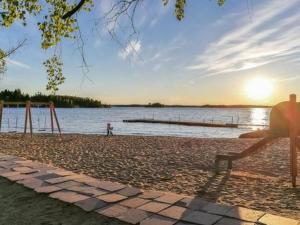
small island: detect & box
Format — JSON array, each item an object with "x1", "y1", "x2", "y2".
[{"x1": 145, "y1": 102, "x2": 165, "y2": 108}]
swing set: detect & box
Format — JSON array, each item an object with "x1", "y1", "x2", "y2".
[{"x1": 0, "y1": 100, "x2": 61, "y2": 136}]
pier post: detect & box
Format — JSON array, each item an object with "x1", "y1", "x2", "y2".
[{"x1": 289, "y1": 94, "x2": 298, "y2": 187}]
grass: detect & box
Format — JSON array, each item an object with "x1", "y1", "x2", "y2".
[{"x1": 0, "y1": 178, "x2": 128, "y2": 225}]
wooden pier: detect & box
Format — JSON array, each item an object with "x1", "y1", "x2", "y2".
[{"x1": 123, "y1": 119, "x2": 238, "y2": 128}]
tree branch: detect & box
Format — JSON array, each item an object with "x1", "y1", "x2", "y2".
[
  {"x1": 0, "y1": 39, "x2": 27, "y2": 60},
  {"x1": 62, "y1": 0, "x2": 86, "y2": 19}
]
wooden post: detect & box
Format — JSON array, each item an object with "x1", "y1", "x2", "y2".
[
  {"x1": 50, "y1": 102, "x2": 54, "y2": 134},
  {"x1": 28, "y1": 101, "x2": 33, "y2": 137},
  {"x1": 0, "y1": 100, "x2": 3, "y2": 132},
  {"x1": 52, "y1": 106, "x2": 61, "y2": 135},
  {"x1": 24, "y1": 101, "x2": 29, "y2": 134},
  {"x1": 289, "y1": 94, "x2": 297, "y2": 187}
]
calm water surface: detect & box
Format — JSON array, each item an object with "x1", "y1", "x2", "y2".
[{"x1": 1, "y1": 107, "x2": 270, "y2": 138}]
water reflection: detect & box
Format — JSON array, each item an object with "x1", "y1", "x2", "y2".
[{"x1": 250, "y1": 108, "x2": 269, "y2": 130}]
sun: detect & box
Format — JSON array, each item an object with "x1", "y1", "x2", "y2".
[{"x1": 245, "y1": 77, "x2": 274, "y2": 100}]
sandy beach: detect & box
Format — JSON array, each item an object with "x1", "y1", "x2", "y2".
[{"x1": 0, "y1": 133, "x2": 299, "y2": 220}]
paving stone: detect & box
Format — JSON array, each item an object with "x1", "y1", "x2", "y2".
[
  {"x1": 159, "y1": 206, "x2": 192, "y2": 220},
  {"x1": 0, "y1": 162, "x2": 17, "y2": 169},
  {"x1": 117, "y1": 208, "x2": 152, "y2": 224},
  {"x1": 201, "y1": 202, "x2": 233, "y2": 216},
  {"x1": 34, "y1": 173, "x2": 62, "y2": 181},
  {"x1": 38, "y1": 166, "x2": 57, "y2": 171},
  {"x1": 182, "y1": 211, "x2": 222, "y2": 225},
  {"x1": 26, "y1": 162, "x2": 54, "y2": 170},
  {"x1": 56, "y1": 181, "x2": 82, "y2": 189},
  {"x1": 74, "y1": 197, "x2": 107, "y2": 211},
  {"x1": 48, "y1": 169, "x2": 75, "y2": 176},
  {"x1": 17, "y1": 178, "x2": 45, "y2": 189},
  {"x1": 140, "y1": 215, "x2": 177, "y2": 225},
  {"x1": 3, "y1": 156, "x2": 23, "y2": 161},
  {"x1": 67, "y1": 185, "x2": 108, "y2": 196},
  {"x1": 225, "y1": 207, "x2": 265, "y2": 222},
  {"x1": 12, "y1": 166, "x2": 38, "y2": 174},
  {"x1": 1, "y1": 164, "x2": 18, "y2": 169},
  {"x1": 16, "y1": 171, "x2": 49, "y2": 179},
  {"x1": 74, "y1": 176, "x2": 98, "y2": 184},
  {"x1": 138, "y1": 201, "x2": 170, "y2": 213},
  {"x1": 176, "y1": 223, "x2": 198, "y2": 225},
  {"x1": 258, "y1": 213, "x2": 299, "y2": 225},
  {"x1": 1, "y1": 155, "x2": 24, "y2": 161},
  {"x1": 35, "y1": 185, "x2": 62, "y2": 194},
  {"x1": 176, "y1": 197, "x2": 209, "y2": 211},
  {"x1": 120, "y1": 197, "x2": 151, "y2": 208},
  {"x1": 45, "y1": 174, "x2": 83, "y2": 184},
  {"x1": 49, "y1": 190, "x2": 90, "y2": 203},
  {"x1": 155, "y1": 194, "x2": 184, "y2": 204},
  {"x1": 93, "y1": 181, "x2": 126, "y2": 192},
  {"x1": 215, "y1": 218, "x2": 255, "y2": 225},
  {"x1": 75, "y1": 177, "x2": 126, "y2": 192},
  {"x1": 14, "y1": 160, "x2": 33, "y2": 164},
  {"x1": 5, "y1": 174, "x2": 32, "y2": 181},
  {"x1": 4, "y1": 171, "x2": 47, "y2": 182},
  {"x1": 97, "y1": 204, "x2": 129, "y2": 218},
  {"x1": 0, "y1": 171, "x2": 21, "y2": 178},
  {"x1": 14, "y1": 161, "x2": 39, "y2": 168},
  {"x1": 0, "y1": 168, "x2": 10, "y2": 174},
  {"x1": 0, "y1": 162, "x2": 10, "y2": 168},
  {"x1": 138, "y1": 191, "x2": 165, "y2": 199},
  {"x1": 97, "y1": 193, "x2": 128, "y2": 203},
  {"x1": 19, "y1": 161, "x2": 45, "y2": 168},
  {"x1": 118, "y1": 187, "x2": 142, "y2": 197}
]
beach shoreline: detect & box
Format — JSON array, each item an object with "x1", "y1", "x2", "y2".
[{"x1": 0, "y1": 133, "x2": 299, "y2": 220}]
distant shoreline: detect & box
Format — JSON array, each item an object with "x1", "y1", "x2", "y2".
[{"x1": 112, "y1": 104, "x2": 272, "y2": 108}]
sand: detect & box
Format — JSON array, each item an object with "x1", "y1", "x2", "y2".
[{"x1": 0, "y1": 133, "x2": 299, "y2": 220}]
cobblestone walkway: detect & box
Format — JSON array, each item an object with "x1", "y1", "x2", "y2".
[{"x1": 0, "y1": 153, "x2": 299, "y2": 225}]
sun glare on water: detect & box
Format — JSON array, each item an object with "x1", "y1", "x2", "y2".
[{"x1": 245, "y1": 77, "x2": 274, "y2": 100}]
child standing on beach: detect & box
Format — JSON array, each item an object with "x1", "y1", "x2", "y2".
[{"x1": 106, "y1": 123, "x2": 113, "y2": 136}]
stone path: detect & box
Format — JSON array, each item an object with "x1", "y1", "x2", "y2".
[{"x1": 0, "y1": 153, "x2": 299, "y2": 225}]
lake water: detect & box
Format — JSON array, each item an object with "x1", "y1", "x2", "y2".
[{"x1": 0, "y1": 107, "x2": 270, "y2": 138}]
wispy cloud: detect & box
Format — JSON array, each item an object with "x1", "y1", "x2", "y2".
[
  {"x1": 144, "y1": 35, "x2": 186, "y2": 71},
  {"x1": 277, "y1": 75, "x2": 300, "y2": 82},
  {"x1": 118, "y1": 40, "x2": 141, "y2": 60},
  {"x1": 7, "y1": 59, "x2": 31, "y2": 69},
  {"x1": 187, "y1": 0, "x2": 300, "y2": 77}
]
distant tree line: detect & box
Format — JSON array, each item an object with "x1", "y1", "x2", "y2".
[
  {"x1": 0, "y1": 89, "x2": 109, "y2": 108},
  {"x1": 146, "y1": 102, "x2": 165, "y2": 108}
]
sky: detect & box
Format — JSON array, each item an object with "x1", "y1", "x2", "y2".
[{"x1": 1, "y1": 0, "x2": 300, "y2": 105}]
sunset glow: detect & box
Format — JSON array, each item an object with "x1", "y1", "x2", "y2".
[{"x1": 245, "y1": 77, "x2": 274, "y2": 101}]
